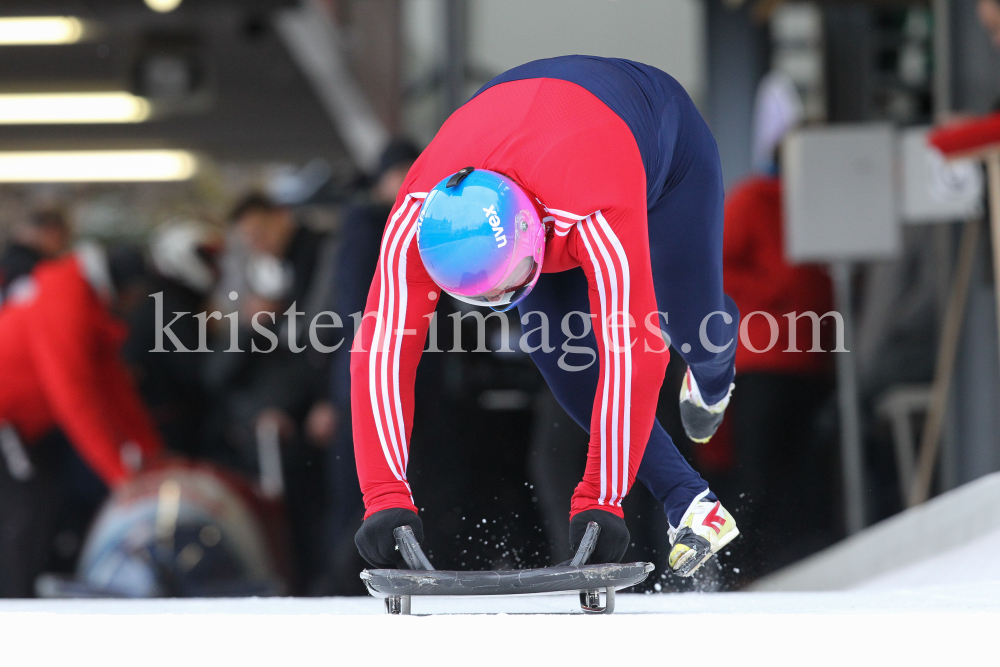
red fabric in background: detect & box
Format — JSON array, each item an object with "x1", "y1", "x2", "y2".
[
  {"x1": 928, "y1": 112, "x2": 1000, "y2": 157},
  {"x1": 0, "y1": 256, "x2": 163, "y2": 486},
  {"x1": 695, "y1": 411, "x2": 734, "y2": 473},
  {"x1": 723, "y1": 176, "x2": 834, "y2": 376}
]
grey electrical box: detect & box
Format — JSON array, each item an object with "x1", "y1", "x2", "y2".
[
  {"x1": 899, "y1": 126, "x2": 983, "y2": 224},
  {"x1": 782, "y1": 124, "x2": 900, "y2": 262}
]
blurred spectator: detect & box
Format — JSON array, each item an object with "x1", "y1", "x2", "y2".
[
  {"x1": 202, "y1": 253, "x2": 320, "y2": 472},
  {"x1": 721, "y1": 72, "x2": 838, "y2": 579},
  {"x1": 322, "y1": 139, "x2": 419, "y2": 593},
  {"x1": 122, "y1": 220, "x2": 222, "y2": 457},
  {"x1": 0, "y1": 242, "x2": 162, "y2": 597},
  {"x1": 979, "y1": 0, "x2": 1000, "y2": 47},
  {"x1": 228, "y1": 193, "x2": 337, "y2": 437},
  {"x1": 0, "y1": 209, "x2": 70, "y2": 301},
  {"x1": 201, "y1": 193, "x2": 338, "y2": 592}
]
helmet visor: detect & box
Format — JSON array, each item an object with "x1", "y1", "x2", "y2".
[{"x1": 445, "y1": 256, "x2": 539, "y2": 311}]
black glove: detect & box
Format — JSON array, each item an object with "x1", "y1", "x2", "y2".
[
  {"x1": 569, "y1": 509, "x2": 630, "y2": 564},
  {"x1": 355, "y1": 508, "x2": 424, "y2": 568}
]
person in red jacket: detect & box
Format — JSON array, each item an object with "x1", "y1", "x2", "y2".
[
  {"x1": 721, "y1": 71, "x2": 836, "y2": 577},
  {"x1": 0, "y1": 242, "x2": 163, "y2": 597}
]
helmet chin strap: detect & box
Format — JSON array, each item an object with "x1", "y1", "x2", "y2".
[
  {"x1": 443, "y1": 291, "x2": 515, "y2": 309},
  {"x1": 443, "y1": 274, "x2": 535, "y2": 313},
  {"x1": 488, "y1": 285, "x2": 530, "y2": 313}
]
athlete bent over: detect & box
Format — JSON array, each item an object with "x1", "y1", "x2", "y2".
[{"x1": 352, "y1": 56, "x2": 740, "y2": 575}]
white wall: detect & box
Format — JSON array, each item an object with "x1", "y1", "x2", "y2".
[{"x1": 468, "y1": 0, "x2": 706, "y2": 104}]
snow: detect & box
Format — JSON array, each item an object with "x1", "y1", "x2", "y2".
[
  {"x1": 4, "y1": 513, "x2": 1000, "y2": 666},
  {"x1": 0, "y1": 583, "x2": 997, "y2": 666},
  {"x1": 5, "y1": 509, "x2": 1000, "y2": 666},
  {"x1": 857, "y1": 528, "x2": 1000, "y2": 591}
]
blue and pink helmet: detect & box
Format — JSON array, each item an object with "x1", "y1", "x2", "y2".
[{"x1": 416, "y1": 168, "x2": 546, "y2": 312}]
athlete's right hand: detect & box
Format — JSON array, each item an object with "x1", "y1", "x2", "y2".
[
  {"x1": 569, "y1": 509, "x2": 630, "y2": 564},
  {"x1": 355, "y1": 508, "x2": 424, "y2": 568}
]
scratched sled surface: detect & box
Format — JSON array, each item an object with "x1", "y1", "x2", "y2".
[
  {"x1": 361, "y1": 562, "x2": 653, "y2": 597},
  {"x1": 362, "y1": 522, "x2": 648, "y2": 613}
]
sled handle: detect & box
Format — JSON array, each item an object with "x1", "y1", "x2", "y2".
[
  {"x1": 570, "y1": 522, "x2": 601, "y2": 567},
  {"x1": 394, "y1": 525, "x2": 435, "y2": 571}
]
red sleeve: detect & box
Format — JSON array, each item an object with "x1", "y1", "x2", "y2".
[
  {"x1": 567, "y1": 207, "x2": 671, "y2": 519},
  {"x1": 101, "y1": 351, "x2": 163, "y2": 463},
  {"x1": 351, "y1": 192, "x2": 439, "y2": 518},
  {"x1": 28, "y1": 269, "x2": 130, "y2": 486}
]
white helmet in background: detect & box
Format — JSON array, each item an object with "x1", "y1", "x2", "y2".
[
  {"x1": 751, "y1": 71, "x2": 804, "y2": 174},
  {"x1": 150, "y1": 220, "x2": 221, "y2": 295},
  {"x1": 246, "y1": 253, "x2": 294, "y2": 302}
]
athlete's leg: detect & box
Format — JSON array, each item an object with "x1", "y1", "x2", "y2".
[
  {"x1": 518, "y1": 268, "x2": 712, "y2": 526},
  {"x1": 648, "y1": 101, "x2": 739, "y2": 407},
  {"x1": 517, "y1": 268, "x2": 598, "y2": 430}
]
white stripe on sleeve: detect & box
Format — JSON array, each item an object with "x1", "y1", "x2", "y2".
[
  {"x1": 583, "y1": 216, "x2": 622, "y2": 505},
  {"x1": 368, "y1": 196, "x2": 413, "y2": 481},
  {"x1": 577, "y1": 218, "x2": 612, "y2": 506},
  {"x1": 595, "y1": 211, "x2": 632, "y2": 504}
]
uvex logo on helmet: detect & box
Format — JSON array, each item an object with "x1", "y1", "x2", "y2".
[{"x1": 483, "y1": 205, "x2": 507, "y2": 248}]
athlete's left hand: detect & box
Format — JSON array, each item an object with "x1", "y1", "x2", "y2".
[{"x1": 355, "y1": 507, "x2": 424, "y2": 568}]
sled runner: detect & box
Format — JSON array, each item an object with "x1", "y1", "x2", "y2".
[{"x1": 360, "y1": 522, "x2": 654, "y2": 615}]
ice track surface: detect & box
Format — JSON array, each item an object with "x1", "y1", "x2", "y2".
[
  {"x1": 7, "y1": 477, "x2": 997, "y2": 664},
  {"x1": 0, "y1": 582, "x2": 997, "y2": 666}
]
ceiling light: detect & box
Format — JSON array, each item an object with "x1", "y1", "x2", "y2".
[
  {"x1": 0, "y1": 150, "x2": 198, "y2": 182},
  {"x1": 0, "y1": 17, "x2": 84, "y2": 45},
  {"x1": 145, "y1": 0, "x2": 184, "y2": 13},
  {"x1": 0, "y1": 92, "x2": 150, "y2": 124}
]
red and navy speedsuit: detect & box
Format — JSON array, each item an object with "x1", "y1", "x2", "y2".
[{"x1": 352, "y1": 56, "x2": 739, "y2": 527}]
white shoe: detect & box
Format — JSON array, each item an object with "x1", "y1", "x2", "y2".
[
  {"x1": 668, "y1": 491, "x2": 740, "y2": 577},
  {"x1": 679, "y1": 368, "x2": 733, "y2": 443}
]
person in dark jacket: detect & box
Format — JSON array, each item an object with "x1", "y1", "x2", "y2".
[
  {"x1": 206, "y1": 194, "x2": 338, "y2": 592},
  {"x1": 323, "y1": 139, "x2": 420, "y2": 593},
  {"x1": 122, "y1": 220, "x2": 222, "y2": 457}
]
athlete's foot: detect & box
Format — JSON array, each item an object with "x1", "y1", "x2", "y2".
[
  {"x1": 668, "y1": 492, "x2": 739, "y2": 577},
  {"x1": 678, "y1": 367, "x2": 733, "y2": 443}
]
